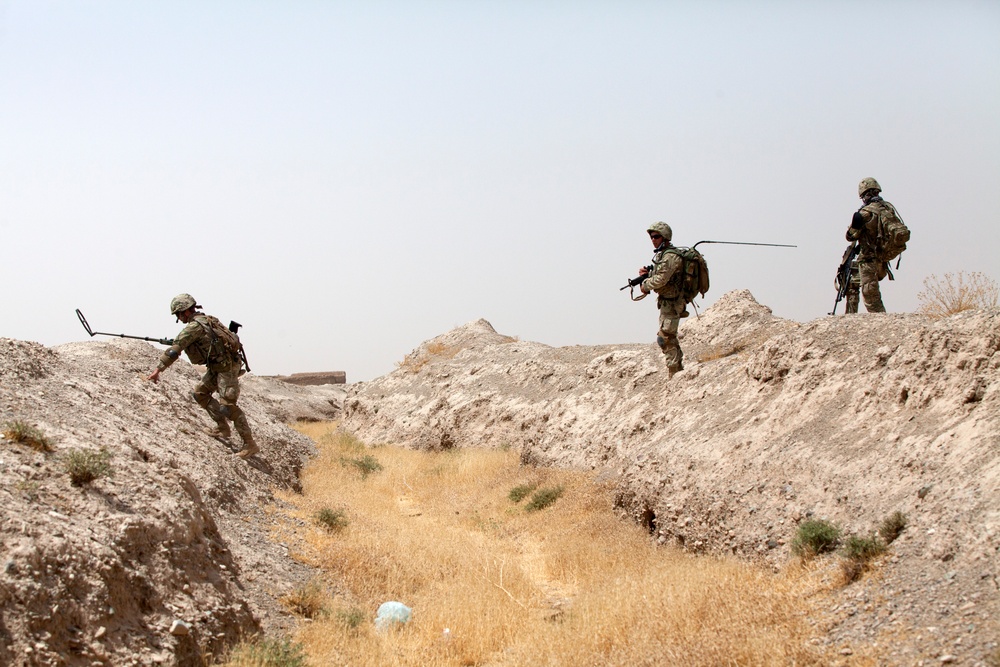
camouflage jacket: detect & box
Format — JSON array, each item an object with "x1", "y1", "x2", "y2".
[
  {"x1": 641, "y1": 244, "x2": 685, "y2": 300},
  {"x1": 846, "y1": 197, "x2": 897, "y2": 263},
  {"x1": 157, "y1": 314, "x2": 239, "y2": 372}
]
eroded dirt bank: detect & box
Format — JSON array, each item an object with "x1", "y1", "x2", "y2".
[
  {"x1": 0, "y1": 338, "x2": 344, "y2": 666},
  {"x1": 342, "y1": 290, "x2": 1000, "y2": 665}
]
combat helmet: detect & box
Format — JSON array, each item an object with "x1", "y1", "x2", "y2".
[
  {"x1": 858, "y1": 177, "x2": 881, "y2": 198},
  {"x1": 647, "y1": 221, "x2": 672, "y2": 243},
  {"x1": 169, "y1": 293, "x2": 197, "y2": 315}
]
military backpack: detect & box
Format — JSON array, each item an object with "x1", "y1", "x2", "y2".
[
  {"x1": 667, "y1": 247, "x2": 710, "y2": 303},
  {"x1": 868, "y1": 201, "x2": 910, "y2": 264},
  {"x1": 195, "y1": 315, "x2": 244, "y2": 364}
]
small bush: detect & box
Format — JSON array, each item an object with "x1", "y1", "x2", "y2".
[
  {"x1": 15, "y1": 480, "x2": 40, "y2": 501},
  {"x1": 315, "y1": 507, "x2": 349, "y2": 533},
  {"x1": 223, "y1": 637, "x2": 306, "y2": 667},
  {"x1": 2, "y1": 420, "x2": 53, "y2": 452},
  {"x1": 525, "y1": 485, "x2": 564, "y2": 512},
  {"x1": 840, "y1": 557, "x2": 865, "y2": 584},
  {"x1": 395, "y1": 342, "x2": 461, "y2": 373},
  {"x1": 917, "y1": 271, "x2": 999, "y2": 318},
  {"x1": 336, "y1": 606, "x2": 366, "y2": 630},
  {"x1": 340, "y1": 455, "x2": 383, "y2": 478},
  {"x1": 281, "y1": 581, "x2": 326, "y2": 619},
  {"x1": 508, "y1": 482, "x2": 539, "y2": 503},
  {"x1": 841, "y1": 534, "x2": 886, "y2": 562},
  {"x1": 64, "y1": 448, "x2": 113, "y2": 487},
  {"x1": 790, "y1": 519, "x2": 841, "y2": 557},
  {"x1": 878, "y1": 511, "x2": 907, "y2": 544}
]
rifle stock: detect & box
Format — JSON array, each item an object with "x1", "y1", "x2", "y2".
[{"x1": 830, "y1": 242, "x2": 859, "y2": 315}]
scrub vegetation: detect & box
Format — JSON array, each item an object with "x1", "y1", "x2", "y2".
[{"x1": 273, "y1": 421, "x2": 850, "y2": 666}]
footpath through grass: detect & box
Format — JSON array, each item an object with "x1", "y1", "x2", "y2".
[{"x1": 249, "y1": 422, "x2": 853, "y2": 666}]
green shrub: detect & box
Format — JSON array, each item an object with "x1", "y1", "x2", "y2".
[
  {"x1": 508, "y1": 482, "x2": 539, "y2": 503},
  {"x1": 336, "y1": 607, "x2": 365, "y2": 630},
  {"x1": 340, "y1": 454, "x2": 383, "y2": 478},
  {"x1": 841, "y1": 534, "x2": 886, "y2": 562},
  {"x1": 224, "y1": 637, "x2": 306, "y2": 667},
  {"x1": 790, "y1": 519, "x2": 841, "y2": 557},
  {"x1": 3, "y1": 420, "x2": 53, "y2": 452},
  {"x1": 315, "y1": 507, "x2": 349, "y2": 533},
  {"x1": 64, "y1": 448, "x2": 113, "y2": 487},
  {"x1": 525, "y1": 485, "x2": 564, "y2": 512},
  {"x1": 878, "y1": 511, "x2": 907, "y2": 544}
]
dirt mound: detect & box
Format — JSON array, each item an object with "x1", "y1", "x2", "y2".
[
  {"x1": 0, "y1": 338, "x2": 345, "y2": 666},
  {"x1": 342, "y1": 290, "x2": 1000, "y2": 664}
]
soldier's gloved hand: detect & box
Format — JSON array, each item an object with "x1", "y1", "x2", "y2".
[
  {"x1": 851, "y1": 211, "x2": 865, "y2": 229},
  {"x1": 640, "y1": 282, "x2": 650, "y2": 295}
]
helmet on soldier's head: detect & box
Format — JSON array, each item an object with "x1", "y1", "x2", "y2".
[
  {"x1": 858, "y1": 177, "x2": 881, "y2": 198},
  {"x1": 647, "y1": 221, "x2": 672, "y2": 243},
  {"x1": 169, "y1": 293, "x2": 197, "y2": 315}
]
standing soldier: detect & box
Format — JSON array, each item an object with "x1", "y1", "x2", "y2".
[
  {"x1": 847, "y1": 177, "x2": 908, "y2": 313},
  {"x1": 147, "y1": 294, "x2": 260, "y2": 459},
  {"x1": 638, "y1": 222, "x2": 686, "y2": 377}
]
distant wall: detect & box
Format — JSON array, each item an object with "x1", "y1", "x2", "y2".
[{"x1": 274, "y1": 371, "x2": 347, "y2": 386}]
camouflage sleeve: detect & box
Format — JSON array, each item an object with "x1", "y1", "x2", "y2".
[
  {"x1": 642, "y1": 251, "x2": 683, "y2": 294},
  {"x1": 157, "y1": 321, "x2": 203, "y2": 370},
  {"x1": 846, "y1": 208, "x2": 876, "y2": 241}
]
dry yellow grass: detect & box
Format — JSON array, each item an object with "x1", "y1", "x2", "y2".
[
  {"x1": 275, "y1": 422, "x2": 860, "y2": 666},
  {"x1": 395, "y1": 342, "x2": 461, "y2": 373},
  {"x1": 917, "y1": 271, "x2": 999, "y2": 318}
]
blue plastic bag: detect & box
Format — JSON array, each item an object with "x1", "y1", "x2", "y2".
[{"x1": 374, "y1": 601, "x2": 412, "y2": 630}]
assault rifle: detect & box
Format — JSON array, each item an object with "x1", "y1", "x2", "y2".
[
  {"x1": 228, "y1": 321, "x2": 252, "y2": 373},
  {"x1": 620, "y1": 239, "x2": 797, "y2": 299},
  {"x1": 76, "y1": 309, "x2": 173, "y2": 346},
  {"x1": 829, "y1": 241, "x2": 859, "y2": 315}
]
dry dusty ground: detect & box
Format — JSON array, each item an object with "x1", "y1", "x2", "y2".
[
  {"x1": 342, "y1": 290, "x2": 1000, "y2": 666},
  {"x1": 0, "y1": 339, "x2": 344, "y2": 666},
  {"x1": 1, "y1": 288, "x2": 998, "y2": 665}
]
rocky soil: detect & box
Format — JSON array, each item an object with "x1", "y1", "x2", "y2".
[
  {"x1": 0, "y1": 338, "x2": 344, "y2": 666},
  {"x1": 342, "y1": 290, "x2": 1000, "y2": 666},
  {"x1": 2, "y1": 289, "x2": 998, "y2": 666}
]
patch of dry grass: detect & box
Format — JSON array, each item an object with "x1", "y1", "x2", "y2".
[
  {"x1": 280, "y1": 422, "x2": 852, "y2": 666},
  {"x1": 395, "y1": 342, "x2": 461, "y2": 374},
  {"x1": 694, "y1": 330, "x2": 772, "y2": 363},
  {"x1": 917, "y1": 272, "x2": 999, "y2": 318},
  {"x1": 3, "y1": 420, "x2": 53, "y2": 452}
]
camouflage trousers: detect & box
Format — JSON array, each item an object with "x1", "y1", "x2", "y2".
[
  {"x1": 859, "y1": 260, "x2": 888, "y2": 313},
  {"x1": 192, "y1": 363, "x2": 254, "y2": 444},
  {"x1": 656, "y1": 296, "x2": 686, "y2": 374}
]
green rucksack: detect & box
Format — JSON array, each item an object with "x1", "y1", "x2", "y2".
[
  {"x1": 868, "y1": 201, "x2": 910, "y2": 264},
  {"x1": 195, "y1": 315, "x2": 244, "y2": 363},
  {"x1": 667, "y1": 247, "x2": 710, "y2": 303}
]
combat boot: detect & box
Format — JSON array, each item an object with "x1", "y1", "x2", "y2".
[
  {"x1": 236, "y1": 437, "x2": 259, "y2": 459},
  {"x1": 205, "y1": 422, "x2": 232, "y2": 440}
]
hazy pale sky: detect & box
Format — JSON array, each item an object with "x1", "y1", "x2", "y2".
[{"x1": 2, "y1": 1, "x2": 998, "y2": 381}]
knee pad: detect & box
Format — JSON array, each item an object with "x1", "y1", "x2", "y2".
[
  {"x1": 220, "y1": 404, "x2": 244, "y2": 420},
  {"x1": 192, "y1": 391, "x2": 212, "y2": 408},
  {"x1": 656, "y1": 335, "x2": 668, "y2": 351}
]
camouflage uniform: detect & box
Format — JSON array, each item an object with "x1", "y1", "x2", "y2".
[
  {"x1": 846, "y1": 177, "x2": 899, "y2": 313},
  {"x1": 641, "y1": 223, "x2": 686, "y2": 375},
  {"x1": 157, "y1": 314, "x2": 256, "y2": 451}
]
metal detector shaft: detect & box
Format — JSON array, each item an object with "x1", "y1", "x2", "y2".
[{"x1": 75, "y1": 309, "x2": 173, "y2": 346}]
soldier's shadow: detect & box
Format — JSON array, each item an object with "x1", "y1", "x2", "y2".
[{"x1": 242, "y1": 456, "x2": 273, "y2": 475}]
